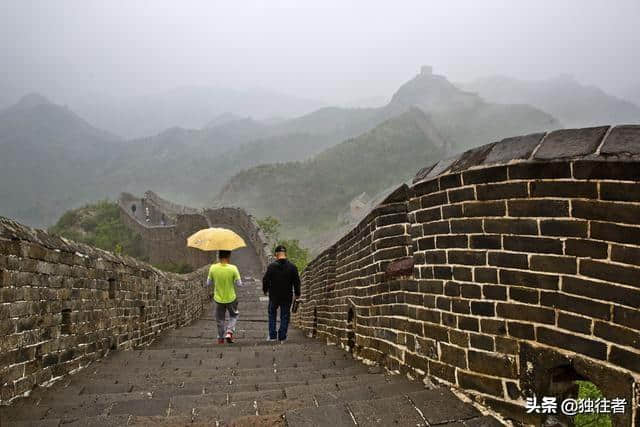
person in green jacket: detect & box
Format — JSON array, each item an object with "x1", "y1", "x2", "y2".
[{"x1": 207, "y1": 250, "x2": 242, "y2": 344}]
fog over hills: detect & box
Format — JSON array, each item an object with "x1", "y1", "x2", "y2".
[
  {"x1": 0, "y1": 94, "x2": 123, "y2": 226},
  {"x1": 67, "y1": 86, "x2": 326, "y2": 139},
  {"x1": 216, "y1": 67, "x2": 560, "y2": 245},
  {"x1": 0, "y1": 67, "x2": 563, "y2": 229},
  {"x1": 463, "y1": 75, "x2": 640, "y2": 128}
]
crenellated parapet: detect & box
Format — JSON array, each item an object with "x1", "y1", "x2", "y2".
[{"x1": 294, "y1": 125, "x2": 640, "y2": 426}]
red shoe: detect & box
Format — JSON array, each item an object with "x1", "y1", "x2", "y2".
[
  {"x1": 217, "y1": 338, "x2": 225, "y2": 344},
  {"x1": 225, "y1": 331, "x2": 234, "y2": 343}
]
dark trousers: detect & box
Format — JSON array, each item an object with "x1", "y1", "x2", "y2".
[{"x1": 268, "y1": 299, "x2": 291, "y2": 340}]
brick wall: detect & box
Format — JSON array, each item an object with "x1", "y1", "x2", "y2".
[
  {"x1": 0, "y1": 217, "x2": 210, "y2": 404},
  {"x1": 118, "y1": 192, "x2": 271, "y2": 275},
  {"x1": 294, "y1": 125, "x2": 640, "y2": 426}
]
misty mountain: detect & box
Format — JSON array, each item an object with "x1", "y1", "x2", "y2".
[
  {"x1": 68, "y1": 86, "x2": 326, "y2": 138},
  {"x1": 2, "y1": 67, "x2": 560, "y2": 228},
  {"x1": 463, "y1": 75, "x2": 640, "y2": 128},
  {"x1": 0, "y1": 94, "x2": 123, "y2": 226},
  {"x1": 217, "y1": 108, "x2": 446, "y2": 231},
  {"x1": 618, "y1": 84, "x2": 640, "y2": 108}
]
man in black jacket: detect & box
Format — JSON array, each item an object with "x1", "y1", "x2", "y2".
[{"x1": 262, "y1": 245, "x2": 301, "y2": 342}]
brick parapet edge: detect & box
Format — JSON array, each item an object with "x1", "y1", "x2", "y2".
[
  {"x1": 294, "y1": 125, "x2": 640, "y2": 426},
  {"x1": 0, "y1": 217, "x2": 210, "y2": 404}
]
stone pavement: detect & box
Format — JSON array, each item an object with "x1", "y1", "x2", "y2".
[{"x1": 0, "y1": 279, "x2": 501, "y2": 426}]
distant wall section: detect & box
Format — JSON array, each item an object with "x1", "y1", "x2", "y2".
[{"x1": 118, "y1": 192, "x2": 270, "y2": 276}]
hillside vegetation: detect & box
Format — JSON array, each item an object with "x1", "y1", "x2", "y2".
[
  {"x1": 48, "y1": 201, "x2": 145, "y2": 260},
  {"x1": 218, "y1": 108, "x2": 446, "y2": 231}
]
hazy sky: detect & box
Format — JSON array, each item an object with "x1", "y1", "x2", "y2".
[{"x1": 2, "y1": 0, "x2": 639, "y2": 105}]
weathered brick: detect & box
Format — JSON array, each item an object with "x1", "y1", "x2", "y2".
[
  {"x1": 450, "y1": 219, "x2": 483, "y2": 234},
  {"x1": 508, "y1": 162, "x2": 571, "y2": 179},
  {"x1": 448, "y1": 250, "x2": 486, "y2": 266},
  {"x1": 499, "y1": 269, "x2": 558, "y2": 290},
  {"x1": 562, "y1": 276, "x2": 640, "y2": 308},
  {"x1": 483, "y1": 285, "x2": 507, "y2": 300},
  {"x1": 600, "y1": 182, "x2": 640, "y2": 202},
  {"x1": 503, "y1": 236, "x2": 563, "y2": 254},
  {"x1": 476, "y1": 182, "x2": 528, "y2": 201},
  {"x1": 471, "y1": 301, "x2": 495, "y2": 317},
  {"x1": 470, "y1": 235, "x2": 501, "y2": 249},
  {"x1": 495, "y1": 337, "x2": 518, "y2": 355},
  {"x1": 530, "y1": 255, "x2": 577, "y2": 274},
  {"x1": 434, "y1": 266, "x2": 452, "y2": 279},
  {"x1": 557, "y1": 312, "x2": 591, "y2": 335},
  {"x1": 537, "y1": 327, "x2": 607, "y2": 360},
  {"x1": 413, "y1": 178, "x2": 439, "y2": 196},
  {"x1": 468, "y1": 349, "x2": 517, "y2": 379},
  {"x1": 436, "y1": 296, "x2": 451, "y2": 311},
  {"x1": 458, "y1": 316, "x2": 479, "y2": 332},
  {"x1": 436, "y1": 235, "x2": 468, "y2": 248},
  {"x1": 530, "y1": 181, "x2": 597, "y2": 198},
  {"x1": 421, "y1": 192, "x2": 448, "y2": 208},
  {"x1": 509, "y1": 287, "x2": 539, "y2": 304},
  {"x1": 474, "y1": 267, "x2": 498, "y2": 284},
  {"x1": 461, "y1": 284, "x2": 481, "y2": 299},
  {"x1": 540, "y1": 292, "x2": 610, "y2": 320},
  {"x1": 457, "y1": 371, "x2": 504, "y2": 397},
  {"x1": 480, "y1": 319, "x2": 506, "y2": 335},
  {"x1": 496, "y1": 303, "x2": 555, "y2": 324},
  {"x1": 444, "y1": 281, "x2": 460, "y2": 296},
  {"x1": 610, "y1": 245, "x2": 640, "y2": 266},
  {"x1": 508, "y1": 199, "x2": 569, "y2": 217},
  {"x1": 452, "y1": 267, "x2": 472, "y2": 282},
  {"x1": 613, "y1": 306, "x2": 640, "y2": 330},
  {"x1": 580, "y1": 259, "x2": 640, "y2": 288},
  {"x1": 488, "y1": 252, "x2": 528, "y2": 269},
  {"x1": 573, "y1": 200, "x2": 640, "y2": 225},
  {"x1": 508, "y1": 322, "x2": 535, "y2": 340},
  {"x1": 594, "y1": 322, "x2": 640, "y2": 350},
  {"x1": 469, "y1": 333, "x2": 494, "y2": 351},
  {"x1": 565, "y1": 239, "x2": 608, "y2": 259},
  {"x1": 416, "y1": 207, "x2": 442, "y2": 223},
  {"x1": 463, "y1": 166, "x2": 508, "y2": 185},
  {"x1": 424, "y1": 251, "x2": 447, "y2": 264},
  {"x1": 448, "y1": 187, "x2": 475, "y2": 203},
  {"x1": 428, "y1": 360, "x2": 456, "y2": 383},
  {"x1": 608, "y1": 346, "x2": 640, "y2": 372},
  {"x1": 463, "y1": 201, "x2": 506, "y2": 217},
  {"x1": 417, "y1": 237, "x2": 435, "y2": 251},
  {"x1": 484, "y1": 218, "x2": 538, "y2": 235},
  {"x1": 439, "y1": 173, "x2": 462, "y2": 190},
  {"x1": 440, "y1": 343, "x2": 467, "y2": 368},
  {"x1": 573, "y1": 161, "x2": 640, "y2": 181},
  {"x1": 373, "y1": 224, "x2": 406, "y2": 240},
  {"x1": 540, "y1": 220, "x2": 588, "y2": 238},
  {"x1": 422, "y1": 221, "x2": 450, "y2": 236},
  {"x1": 590, "y1": 221, "x2": 640, "y2": 245}
]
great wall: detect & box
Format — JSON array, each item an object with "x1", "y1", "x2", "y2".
[
  {"x1": 0, "y1": 125, "x2": 639, "y2": 425},
  {"x1": 117, "y1": 191, "x2": 271, "y2": 276}
]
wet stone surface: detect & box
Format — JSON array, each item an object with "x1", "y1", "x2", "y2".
[{"x1": 0, "y1": 278, "x2": 499, "y2": 426}]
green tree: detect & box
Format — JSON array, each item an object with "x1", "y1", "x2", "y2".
[
  {"x1": 257, "y1": 216, "x2": 280, "y2": 240},
  {"x1": 258, "y1": 216, "x2": 310, "y2": 271}
]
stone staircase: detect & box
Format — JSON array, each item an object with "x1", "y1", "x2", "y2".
[{"x1": 0, "y1": 279, "x2": 501, "y2": 426}]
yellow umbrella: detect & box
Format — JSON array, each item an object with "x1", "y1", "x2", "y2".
[{"x1": 187, "y1": 227, "x2": 246, "y2": 251}]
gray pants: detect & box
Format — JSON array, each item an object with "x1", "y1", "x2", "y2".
[{"x1": 215, "y1": 300, "x2": 239, "y2": 339}]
